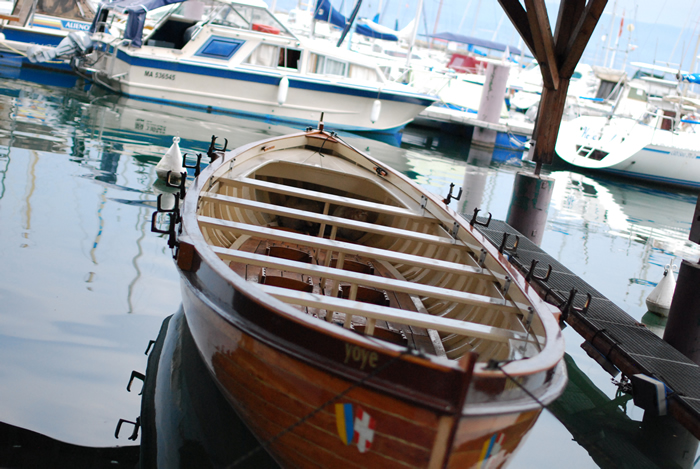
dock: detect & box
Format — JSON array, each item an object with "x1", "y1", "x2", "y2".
[
  {"x1": 415, "y1": 106, "x2": 533, "y2": 136},
  {"x1": 474, "y1": 219, "x2": 700, "y2": 440}
]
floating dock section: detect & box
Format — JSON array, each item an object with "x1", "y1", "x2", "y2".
[{"x1": 475, "y1": 219, "x2": 700, "y2": 440}]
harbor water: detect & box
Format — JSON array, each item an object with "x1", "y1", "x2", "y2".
[{"x1": 1, "y1": 67, "x2": 699, "y2": 468}]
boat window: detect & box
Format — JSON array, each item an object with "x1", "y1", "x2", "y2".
[
  {"x1": 627, "y1": 86, "x2": 648, "y2": 102},
  {"x1": 348, "y1": 64, "x2": 379, "y2": 82},
  {"x1": 245, "y1": 44, "x2": 300, "y2": 71},
  {"x1": 311, "y1": 54, "x2": 347, "y2": 77},
  {"x1": 595, "y1": 80, "x2": 622, "y2": 101},
  {"x1": 211, "y1": 4, "x2": 294, "y2": 38},
  {"x1": 195, "y1": 37, "x2": 245, "y2": 60},
  {"x1": 279, "y1": 48, "x2": 301, "y2": 70}
]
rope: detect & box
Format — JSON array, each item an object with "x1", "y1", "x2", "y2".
[{"x1": 227, "y1": 346, "x2": 416, "y2": 468}]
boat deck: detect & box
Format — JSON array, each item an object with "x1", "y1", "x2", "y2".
[{"x1": 475, "y1": 219, "x2": 700, "y2": 440}]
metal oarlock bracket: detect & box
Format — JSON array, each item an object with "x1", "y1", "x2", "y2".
[
  {"x1": 525, "y1": 259, "x2": 552, "y2": 283},
  {"x1": 451, "y1": 221, "x2": 460, "y2": 238},
  {"x1": 183, "y1": 152, "x2": 203, "y2": 178},
  {"x1": 442, "y1": 182, "x2": 463, "y2": 205},
  {"x1": 207, "y1": 135, "x2": 228, "y2": 162},
  {"x1": 144, "y1": 339, "x2": 156, "y2": 355},
  {"x1": 560, "y1": 288, "x2": 592, "y2": 322},
  {"x1": 502, "y1": 276, "x2": 511, "y2": 296},
  {"x1": 115, "y1": 417, "x2": 140, "y2": 440},
  {"x1": 151, "y1": 212, "x2": 179, "y2": 250},
  {"x1": 478, "y1": 248, "x2": 487, "y2": 268},
  {"x1": 498, "y1": 232, "x2": 519, "y2": 255},
  {"x1": 127, "y1": 370, "x2": 145, "y2": 395},
  {"x1": 469, "y1": 207, "x2": 492, "y2": 227},
  {"x1": 165, "y1": 170, "x2": 187, "y2": 199}
]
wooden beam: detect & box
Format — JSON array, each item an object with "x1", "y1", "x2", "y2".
[
  {"x1": 554, "y1": 0, "x2": 585, "y2": 61},
  {"x1": 530, "y1": 79, "x2": 571, "y2": 165},
  {"x1": 560, "y1": 0, "x2": 609, "y2": 77},
  {"x1": 524, "y1": 0, "x2": 559, "y2": 90},
  {"x1": 497, "y1": 0, "x2": 536, "y2": 59}
]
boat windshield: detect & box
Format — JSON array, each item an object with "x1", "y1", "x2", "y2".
[{"x1": 212, "y1": 4, "x2": 295, "y2": 38}]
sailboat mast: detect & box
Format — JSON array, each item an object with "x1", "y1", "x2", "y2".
[
  {"x1": 405, "y1": 0, "x2": 423, "y2": 67},
  {"x1": 431, "y1": 0, "x2": 444, "y2": 47},
  {"x1": 603, "y1": 0, "x2": 616, "y2": 67}
]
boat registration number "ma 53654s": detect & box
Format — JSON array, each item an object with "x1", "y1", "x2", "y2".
[{"x1": 144, "y1": 70, "x2": 176, "y2": 80}]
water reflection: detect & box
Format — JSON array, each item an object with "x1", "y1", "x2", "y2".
[{"x1": 0, "y1": 66, "x2": 698, "y2": 466}]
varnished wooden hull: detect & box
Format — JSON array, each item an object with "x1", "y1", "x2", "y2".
[
  {"x1": 180, "y1": 263, "x2": 551, "y2": 468},
  {"x1": 171, "y1": 129, "x2": 567, "y2": 468}
]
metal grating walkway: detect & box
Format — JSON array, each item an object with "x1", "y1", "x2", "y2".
[{"x1": 474, "y1": 219, "x2": 700, "y2": 439}]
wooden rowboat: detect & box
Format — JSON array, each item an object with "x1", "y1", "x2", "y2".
[{"x1": 161, "y1": 127, "x2": 567, "y2": 468}]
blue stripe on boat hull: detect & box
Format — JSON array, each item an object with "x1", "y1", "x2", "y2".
[{"x1": 114, "y1": 50, "x2": 437, "y2": 107}]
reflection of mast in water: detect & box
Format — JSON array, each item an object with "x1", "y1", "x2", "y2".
[
  {"x1": 89, "y1": 188, "x2": 107, "y2": 264},
  {"x1": 21, "y1": 151, "x2": 39, "y2": 247}
]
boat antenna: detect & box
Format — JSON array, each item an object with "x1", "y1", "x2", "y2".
[{"x1": 318, "y1": 112, "x2": 324, "y2": 130}]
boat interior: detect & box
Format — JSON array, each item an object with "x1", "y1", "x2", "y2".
[{"x1": 194, "y1": 137, "x2": 546, "y2": 364}]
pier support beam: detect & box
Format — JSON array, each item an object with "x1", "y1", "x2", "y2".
[
  {"x1": 472, "y1": 62, "x2": 510, "y2": 148},
  {"x1": 505, "y1": 172, "x2": 554, "y2": 245},
  {"x1": 663, "y1": 260, "x2": 700, "y2": 365}
]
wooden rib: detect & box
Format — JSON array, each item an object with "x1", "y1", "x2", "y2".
[
  {"x1": 198, "y1": 216, "x2": 486, "y2": 279},
  {"x1": 212, "y1": 247, "x2": 517, "y2": 312},
  {"x1": 524, "y1": 0, "x2": 559, "y2": 90},
  {"x1": 219, "y1": 176, "x2": 432, "y2": 220},
  {"x1": 201, "y1": 193, "x2": 458, "y2": 247},
  {"x1": 258, "y1": 284, "x2": 526, "y2": 343}
]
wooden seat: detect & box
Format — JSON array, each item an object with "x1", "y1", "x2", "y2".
[
  {"x1": 339, "y1": 285, "x2": 390, "y2": 306},
  {"x1": 267, "y1": 245, "x2": 312, "y2": 263},
  {"x1": 329, "y1": 258, "x2": 373, "y2": 275},
  {"x1": 260, "y1": 270, "x2": 313, "y2": 292}
]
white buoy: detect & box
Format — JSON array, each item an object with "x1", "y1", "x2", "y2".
[
  {"x1": 277, "y1": 76, "x2": 289, "y2": 105},
  {"x1": 646, "y1": 263, "x2": 677, "y2": 317},
  {"x1": 156, "y1": 136, "x2": 185, "y2": 181},
  {"x1": 370, "y1": 99, "x2": 381, "y2": 123}
]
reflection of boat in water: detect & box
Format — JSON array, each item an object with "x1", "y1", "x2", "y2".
[
  {"x1": 163, "y1": 127, "x2": 567, "y2": 467},
  {"x1": 548, "y1": 171, "x2": 700, "y2": 260},
  {"x1": 139, "y1": 309, "x2": 279, "y2": 468}
]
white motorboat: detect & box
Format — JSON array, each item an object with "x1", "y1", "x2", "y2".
[
  {"x1": 41, "y1": 0, "x2": 437, "y2": 136},
  {"x1": 555, "y1": 94, "x2": 700, "y2": 188}
]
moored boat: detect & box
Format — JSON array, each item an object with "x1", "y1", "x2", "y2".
[
  {"x1": 555, "y1": 96, "x2": 700, "y2": 188},
  {"x1": 159, "y1": 125, "x2": 567, "y2": 468},
  {"x1": 42, "y1": 0, "x2": 437, "y2": 135}
]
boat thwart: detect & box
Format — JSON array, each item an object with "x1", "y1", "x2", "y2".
[{"x1": 158, "y1": 127, "x2": 567, "y2": 467}]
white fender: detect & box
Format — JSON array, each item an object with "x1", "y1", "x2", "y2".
[
  {"x1": 156, "y1": 136, "x2": 186, "y2": 181},
  {"x1": 370, "y1": 99, "x2": 381, "y2": 123},
  {"x1": 646, "y1": 263, "x2": 677, "y2": 317},
  {"x1": 277, "y1": 76, "x2": 289, "y2": 105}
]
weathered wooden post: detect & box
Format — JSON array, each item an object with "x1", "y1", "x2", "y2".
[
  {"x1": 663, "y1": 194, "x2": 700, "y2": 365},
  {"x1": 499, "y1": 0, "x2": 607, "y2": 244}
]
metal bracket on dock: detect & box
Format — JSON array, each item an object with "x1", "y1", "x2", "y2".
[
  {"x1": 165, "y1": 171, "x2": 187, "y2": 199},
  {"x1": 115, "y1": 417, "x2": 140, "y2": 441},
  {"x1": 560, "y1": 288, "x2": 592, "y2": 322},
  {"x1": 442, "y1": 183, "x2": 462, "y2": 205},
  {"x1": 469, "y1": 208, "x2": 492, "y2": 227},
  {"x1": 183, "y1": 153, "x2": 203, "y2": 178},
  {"x1": 525, "y1": 259, "x2": 552, "y2": 283},
  {"x1": 207, "y1": 135, "x2": 228, "y2": 162},
  {"x1": 498, "y1": 233, "x2": 519, "y2": 255},
  {"x1": 126, "y1": 370, "x2": 145, "y2": 395}
]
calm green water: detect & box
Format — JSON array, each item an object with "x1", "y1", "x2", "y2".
[{"x1": 0, "y1": 67, "x2": 698, "y2": 467}]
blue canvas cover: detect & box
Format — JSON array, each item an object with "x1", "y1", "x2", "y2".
[
  {"x1": 313, "y1": 0, "x2": 347, "y2": 29},
  {"x1": 682, "y1": 73, "x2": 700, "y2": 84},
  {"x1": 431, "y1": 32, "x2": 522, "y2": 56},
  {"x1": 356, "y1": 21, "x2": 397, "y2": 41},
  {"x1": 91, "y1": 0, "x2": 185, "y2": 47}
]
